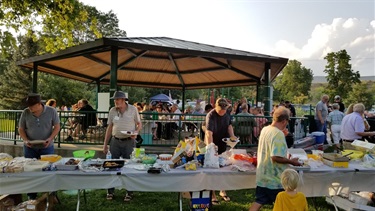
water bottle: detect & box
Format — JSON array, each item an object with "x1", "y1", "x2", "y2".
[
  {"x1": 106, "y1": 150, "x2": 112, "y2": 159},
  {"x1": 181, "y1": 157, "x2": 186, "y2": 164}
]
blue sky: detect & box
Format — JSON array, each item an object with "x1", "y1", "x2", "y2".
[{"x1": 81, "y1": 0, "x2": 375, "y2": 77}]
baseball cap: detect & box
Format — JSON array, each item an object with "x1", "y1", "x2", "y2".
[
  {"x1": 26, "y1": 93, "x2": 42, "y2": 107},
  {"x1": 215, "y1": 98, "x2": 228, "y2": 110}
]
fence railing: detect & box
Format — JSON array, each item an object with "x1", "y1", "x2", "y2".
[{"x1": 0, "y1": 110, "x2": 309, "y2": 148}]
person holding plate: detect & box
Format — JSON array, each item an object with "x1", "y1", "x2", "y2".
[
  {"x1": 103, "y1": 91, "x2": 142, "y2": 202},
  {"x1": 205, "y1": 98, "x2": 236, "y2": 205},
  {"x1": 18, "y1": 93, "x2": 60, "y2": 200}
]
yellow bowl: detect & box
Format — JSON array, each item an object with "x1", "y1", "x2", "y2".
[
  {"x1": 342, "y1": 150, "x2": 364, "y2": 160},
  {"x1": 40, "y1": 154, "x2": 62, "y2": 163}
]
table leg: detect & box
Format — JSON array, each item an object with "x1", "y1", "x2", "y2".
[
  {"x1": 76, "y1": 189, "x2": 81, "y2": 211},
  {"x1": 179, "y1": 192, "x2": 182, "y2": 211}
]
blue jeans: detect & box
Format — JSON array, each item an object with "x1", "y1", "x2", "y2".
[
  {"x1": 23, "y1": 144, "x2": 54, "y2": 200},
  {"x1": 23, "y1": 144, "x2": 55, "y2": 159},
  {"x1": 315, "y1": 120, "x2": 327, "y2": 134}
]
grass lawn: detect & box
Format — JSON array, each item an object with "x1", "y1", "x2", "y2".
[{"x1": 52, "y1": 189, "x2": 334, "y2": 211}]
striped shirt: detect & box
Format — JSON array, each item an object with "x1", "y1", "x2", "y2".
[{"x1": 327, "y1": 110, "x2": 344, "y2": 125}]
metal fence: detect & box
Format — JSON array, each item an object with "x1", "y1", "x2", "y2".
[{"x1": 0, "y1": 110, "x2": 309, "y2": 148}]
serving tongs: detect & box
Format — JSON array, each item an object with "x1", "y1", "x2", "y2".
[{"x1": 342, "y1": 152, "x2": 354, "y2": 158}]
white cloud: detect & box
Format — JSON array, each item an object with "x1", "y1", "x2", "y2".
[{"x1": 271, "y1": 18, "x2": 375, "y2": 76}]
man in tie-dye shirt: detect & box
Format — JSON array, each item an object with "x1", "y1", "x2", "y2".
[{"x1": 249, "y1": 106, "x2": 301, "y2": 211}]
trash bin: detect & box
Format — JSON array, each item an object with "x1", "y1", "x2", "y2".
[{"x1": 304, "y1": 115, "x2": 316, "y2": 133}]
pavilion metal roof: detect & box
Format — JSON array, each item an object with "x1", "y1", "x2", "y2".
[{"x1": 17, "y1": 37, "x2": 288, "y2": 90}]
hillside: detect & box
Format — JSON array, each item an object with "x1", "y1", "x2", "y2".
[{"x1": 313, "y1": 75, "x2": 375, "y2": 83}]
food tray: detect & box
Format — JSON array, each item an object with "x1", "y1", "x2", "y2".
[
  {"x1": 40, "y1": 154, "x2": 62, "y2": 163},
  {"x1": 120, "y1": 131, "x2": 138, "y2": 136},
  {"x1": 23, "y1": 161, "x2": 50, "y2": 172},
  {"x1": 289, "y1": 164, "x2": 311, "y2": 171},
  {"x1": 323, "y1": 153, "x2": 349, "y2": 162},
  {"x1": 102, "y1": 160, "x2": 125, "y2": 169},
  {"x1": 55, "y1": 158, "x2": 82, "y2": 171}
]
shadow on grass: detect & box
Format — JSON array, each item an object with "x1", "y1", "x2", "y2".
[{"x1": 53, "y1": 189, "x2": 333, "y2": 211}]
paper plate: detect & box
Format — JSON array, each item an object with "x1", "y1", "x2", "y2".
[
  {"x1": 133, "y1": 165, "x2": 149, "y2": 171},
  {"x1": 120, "y1": 131, "x2": 138, "y2": 136}
]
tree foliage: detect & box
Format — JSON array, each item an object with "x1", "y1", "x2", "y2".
[
  {"x1": 37, "y1": 74, "x2": 95, "y2": 107},
  {"x1": 345, "y1": 81, "x2": 375, "y2": 110},
  {"x1": 0, "y1": 1, "x2": 127, "y2": 109},
  {"x1": 323, "y1": 49, "x2": 361, "y2": 100},
  {"x1": 0, "y1": 36, "x2": 35, "y2": 109},
  {"x1": 273, "y1": 60, "x2": 313, "y2": 103},
  {"x1": 1, "y1": 0, "x2": 99, "y2": 53}
]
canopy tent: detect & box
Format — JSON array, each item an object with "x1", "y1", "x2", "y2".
[
  {"x1": 150, "y1": 94, "x2": 173, "y2": 102},
  {"x1": 17, "y1": 37, "x2": 288, "y2": 114}
]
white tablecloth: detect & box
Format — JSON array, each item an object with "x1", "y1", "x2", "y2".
[{"x1": 0, "y1": 163, "x2": 374, "y2": 197}]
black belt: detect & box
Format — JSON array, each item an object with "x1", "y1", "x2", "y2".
[
  {"x1": 342, "y1": 139, "x2": 354, "y2": 143},
  {"x1": 113, "y1": 136, "x2": 132, "y2": 141}
]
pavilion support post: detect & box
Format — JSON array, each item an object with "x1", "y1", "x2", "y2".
[
  {"x1": 264, "y1": 63, "x2": 271, "y2": 116},
  {"x1": 96, "y1": 81, "x2": 100, "y2": 109},
  {"x1": 182, "y1": 87, "x2": 186, "y2": 112},
  {"x1": 109, "y1": 46, "x2": 118, "y2": 107},
  {"x1": 32, "y1": 63, "x2": 38, "y2": 93},
  {"x1": 256, "y1": 81, "x2": 260, "y2": 107}
]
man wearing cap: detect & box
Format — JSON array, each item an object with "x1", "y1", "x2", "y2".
[
  {"x1": 18, "y1": 93, "x2": 60, "y2": 199},
  {"x1": 103, "y1": 91, "x2": 142, "y2": 201},
  {"x1": 334, "y1": 95, "x2": 345, "y2": 113},
  {"x1": 205, "y1": 98, "x2": 236, "y2": 204}
]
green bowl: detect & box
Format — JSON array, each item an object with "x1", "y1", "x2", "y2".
[
  {"x1": 142, "y1": 155, "x2": 157, "y2": 164},
  {"x1": 73, "y1": 150, "x2": 96, "y2": 158}
]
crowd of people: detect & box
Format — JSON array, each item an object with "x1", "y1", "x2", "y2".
[
  {"x1": 16, "y1": 91, "x2": 374, "y2": 209},
  {"x1": 311, "y1": 94, "x2": 375, "y2": 151}
]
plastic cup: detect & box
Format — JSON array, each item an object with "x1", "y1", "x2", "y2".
[{"x1": 135, "y1": 148, "x2": 141, "y2": 158}]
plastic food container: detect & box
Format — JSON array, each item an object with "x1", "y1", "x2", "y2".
[
  {"x1": 341, "y1": 150, "x2": 364, "y2": 160},
  {"x1": 159, "y1": 154, "x2": 172, "y2": 161},
  {"x1": 55, "y1": 158, "x2": 82, "y2": 171},
  {"x1": 24, "y1": 161, "x2": 50, "y2": 172},
  {"x1": 40, "y1": 154, "x2": 62, "y2": 163}
]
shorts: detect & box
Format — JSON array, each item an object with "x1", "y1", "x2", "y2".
[{"x1": 255, "y1": 186, "x2": 283, "y2": 205}]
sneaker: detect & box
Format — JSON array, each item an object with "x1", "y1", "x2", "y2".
[
  {"x1": 123, "y1": 193, "x2": 133, "y2": 202},
  {"x1": 106, "y1": 193, "x2": 114, "y2": 200},
  {"x1": 64, "y1": 136, "x2": 73, "y2": 142}
]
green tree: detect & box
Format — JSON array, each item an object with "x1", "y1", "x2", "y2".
[
  {"x1": 323, "y1": 49, "x2": 360, "y2": 100},
  {"x1": 0, "y1": 1, "x2": 127, "y2": 109},
  {"x1": 273, "y1": 60, "x2": 313, "y2": 102},
  {"x1": 0, "y1": 0, "x2": 101, "y2": 53},
  {"x1": 0, "y1": 36, "x2": 35, "y2": 109},
  {"x1": 345, "y1": 81, "x2": 375, "y2": 110},
  {"x1": 37, "y1": 74, "x2": 95, "y2": 108}
]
